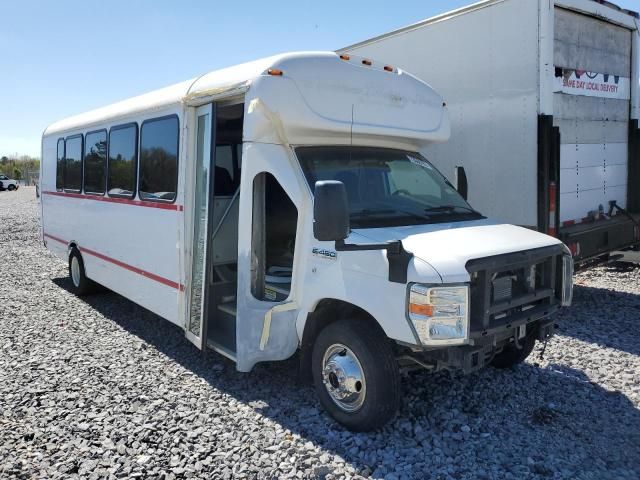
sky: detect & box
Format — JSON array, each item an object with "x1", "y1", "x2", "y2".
[{"x1": 1, "y1": 0, "x2": 638, "y2": 157}]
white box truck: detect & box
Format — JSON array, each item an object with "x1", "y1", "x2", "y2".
[
  {"x1": 341, "y1": 0, "x2": 640, "y2": 265},
  {"x1": 41, "y1": 51, "x2": 572, "y2": 431}
]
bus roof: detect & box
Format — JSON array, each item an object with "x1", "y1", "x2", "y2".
[
  {"x1": 44, "y1": 51, "x2": 451, "y2": 150},
  {"x1": 43, "y1": 53, "x2": 309, "y2": 137}
]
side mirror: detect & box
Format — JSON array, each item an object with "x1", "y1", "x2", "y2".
[
  {"x1": 313, "y1": 180, "x2": 350, "y2": 241},
  {"x1": 455, "y1": 166, "x2": 468, "y2": 201}
]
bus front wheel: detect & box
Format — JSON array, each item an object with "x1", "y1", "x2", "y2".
[{"x1": 311, "y1": 318, "x2": 401, "y2": 432}]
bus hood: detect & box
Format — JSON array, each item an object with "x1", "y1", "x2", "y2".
[{"x1": 355, "y1": 219, "x2": 564, "y2": 283}]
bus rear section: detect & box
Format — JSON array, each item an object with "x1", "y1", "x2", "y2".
[{"x1": 552, "y1": 6, "x2": 640, "y2": 263}]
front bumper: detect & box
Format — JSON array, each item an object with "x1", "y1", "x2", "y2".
[
  {"x1": 415, "y1": 317, "x2": 555, "y2": 374},
  {"x1": 404, "y1": 247, "x2": 567, "y2": 348},
  {"x1": 401, "y1": 245, "x2": 565, "y2": 371}
]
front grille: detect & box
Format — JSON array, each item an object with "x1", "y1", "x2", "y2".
[
  {"x1": 466, "y1": 245, "x2": 564, "y2": 333},
  {"x1": 492, "y1": 275, "x2": 513, "y2": 302}
]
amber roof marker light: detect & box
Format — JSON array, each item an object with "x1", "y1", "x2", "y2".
[
  {"x1": 362, "y1": 59, "x2": 372, "y2": 66},
  {"x1": 339, "y1": 54, "x2": 350, "y2": 61},
  {"x1": 384, "y1": 65, "x2": 394, "y2": 72},
  {"x1": 267, "y1": 68, "x2": 283, "y2": 76}
]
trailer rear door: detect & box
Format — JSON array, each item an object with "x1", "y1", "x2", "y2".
[{"x1": 554, "y1": 7, "x2": 633, "y2": 224}]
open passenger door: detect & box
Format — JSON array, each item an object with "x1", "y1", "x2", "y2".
[{"x1": 185, "y1": 103, "x2": 216, "y2": 350}]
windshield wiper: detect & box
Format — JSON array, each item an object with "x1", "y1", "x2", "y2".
[
  {"x1": 352, "y1": 208, "x2": 430, "y2": 222},
  {"x1": 423, "y1": 205, "x2": 482, "y2": 216},
  {"x1": 351, "y1": 208, "x2": 395, "y2": 216}
]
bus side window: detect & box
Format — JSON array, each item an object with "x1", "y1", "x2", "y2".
[
  {"x1": 139, "y1": 116, "x2": 179, "y2": 202},
  {"x1": 84, "y1": 130, "x2": 107, "y2": 195},
  {"x1": 56, "y1": 138, "x2": 65, "y2": 191},
  {"x1": 108, "y1": 123, "x2": 138, "y2": 199},
  {"x1": 64, "y1": 135, "x2": 83, "y2": 193},
  {"x1": 251, "y1": 172, "x2": 298, "y2": 302}
]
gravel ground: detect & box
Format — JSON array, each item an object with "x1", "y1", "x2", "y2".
[{"x1": 1, "y1": 187, "x2": 639, "y2": 480}]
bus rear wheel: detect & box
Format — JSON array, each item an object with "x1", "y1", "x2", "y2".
[
  {"x1": 311, "y1": 318, "x2": 400, "y2": 432},
  {"x1": 68, "y1": 249, "x2": 96, "y2": 296}
]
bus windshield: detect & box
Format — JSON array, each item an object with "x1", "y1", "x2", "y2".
[{"x1": 296, "y1": 146, "x2": 483, "y2": 229}]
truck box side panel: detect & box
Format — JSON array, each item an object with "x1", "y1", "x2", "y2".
[
  {"x1": 343, "y1": 0, "x2": 540, "y2": 227},
  {"x1": 553, "y1": 7, "x2": 633, "y2": 224}
]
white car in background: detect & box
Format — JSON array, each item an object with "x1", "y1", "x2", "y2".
[{"x1": 0, "y1": 174, "x2": 19, "y2": 191}]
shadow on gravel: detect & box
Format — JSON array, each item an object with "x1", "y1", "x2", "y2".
[
  {"x1": 557, "y1": 280, "x2": 640, "y2": 357},
  {"x1": 52, "y1": 276, "x2": 640, "y2": 477}
]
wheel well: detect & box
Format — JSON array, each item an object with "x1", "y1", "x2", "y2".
[{"x1": 298, "y1": 299, "x2": 385, "y2": 383}]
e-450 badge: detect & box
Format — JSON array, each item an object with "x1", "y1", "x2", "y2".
[{"x1": 312, "y1": 247, "x2": 337, "y2": 260}]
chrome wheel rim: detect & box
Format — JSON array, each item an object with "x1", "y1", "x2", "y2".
[
  {"x1": 71, "y1": 256, "x2": 81, "y2": 287},
  {"x1": 321, "y1": 343, "x2": 366, "y2": 412}
]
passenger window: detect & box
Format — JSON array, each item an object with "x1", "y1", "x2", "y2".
[
  {"x1": 84, "y1": 130, "x2": 107, "y2": 195},
  {"x1": 139, "y1": 116, "x2": 179, "y2": 201},
  {"x1": 214, "y1": 146, "x2": 233, "y2": 196},
  {"x1": 251, "y1": 172, "x2": 298, "y2": 301},
  {"x1": 108, "y1": 124, "x2": 137, "y2": 198},
  {"x1": 56, "y1": 139, "x2": 65, "y2": 191},
  {"x1": 214, "y1": 145, "x2": 239, "y2": 196},
  {"x1": 64, "y1": 135, "x2": 83, "y2": 192}
]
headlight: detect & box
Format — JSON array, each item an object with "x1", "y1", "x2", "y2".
[
  {"x1": 408, "y1": 284, "x2": 469, "y2": 345},
  {"x1": 561, "y1": 254, "x2": 573, "y2": 306}
]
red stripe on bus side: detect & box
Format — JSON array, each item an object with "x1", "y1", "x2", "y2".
[
  {"x1": 43, "y1": 233, "x2": 184, "y2": 291},
  {"x1": 43, "y1": 190, "x2": 184, "y2": 211}
]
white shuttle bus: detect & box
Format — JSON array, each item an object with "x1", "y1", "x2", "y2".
[{"x1": 41, "y1": 52, "x2": 572, "y2": 431}]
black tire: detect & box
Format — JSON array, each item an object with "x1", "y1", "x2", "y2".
[
  {"x1": 491, "y1": 331, "x2": 536, "y2": 368},
  {"x1": 7, "y1": 184, "x2": 16, "y2": 191},
  {"x1": 68, "y1": 249, "x2": 96, "y2": 296},
  {"x1": 311, "y1": 318, "x2": 401, "y2": 432}
]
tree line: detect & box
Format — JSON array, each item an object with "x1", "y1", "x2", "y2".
[{"x1": 0, "y1": 155, "x2": 40, "y2": 180}]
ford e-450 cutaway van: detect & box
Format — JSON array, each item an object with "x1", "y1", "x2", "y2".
[{"x1": 41, "y1": 52, "x2": 573, "y2": 431}]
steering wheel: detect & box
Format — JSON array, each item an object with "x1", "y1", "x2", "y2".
[{"x1": 392, "y1": 189, "x2": 411, "y2": 196}]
